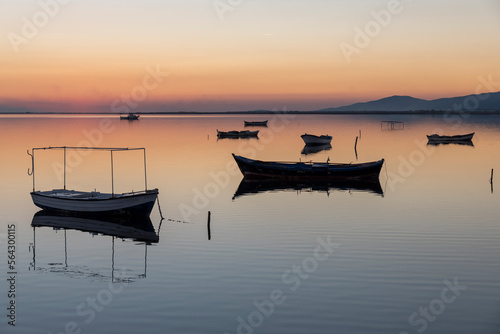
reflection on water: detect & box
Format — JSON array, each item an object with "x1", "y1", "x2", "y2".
[
  {"x1": 427, "y1": 140, "x2": 475, "y2": 147},
  {"x1": 2, "y1": 114, "x2": 500, "y2": 334},
  {"x1": 30, "y1": 210, "x2": 161, "y2": 282},
  {"x1": 300, "y1": 143, "x2": 332, "y2": 155},
  {"x1": 232, "y1": 177, "x2": 384, "y2": 199}
]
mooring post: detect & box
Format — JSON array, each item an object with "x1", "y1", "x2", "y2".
[
  {"x1": 207, "y1": 211, "x2": 211, "y2": 240},
  {"x1": 490, "y1": 169, "x2": 494, "y2": 194},
  {"x1": 354, "y1": 136, "x2": 358, "y2": 160}
]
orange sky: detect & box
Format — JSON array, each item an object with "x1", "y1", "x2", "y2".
[{"x1": 1, "y1": 0, "x2": 499, "y2": 112}]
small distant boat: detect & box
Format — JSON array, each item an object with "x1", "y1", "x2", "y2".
[
  {"x1": 301, "y1": 133, "x2": 332, "y2": 145},
  {"x1": 28, "y1": 147, "x2": 158, "y2": 216},
  {"x1": 426, "y1": 132, "x2": 474, "y2": 143},
  {"x1": 217, "y1": 130, "x2": 259, "y2": 138},
  {"x1": 232, "y1": 154, "x2": 384, "y2": 180},
  {"x1": 244, "y1": 120, "x2": 268, "y2": 127},
  {"x1": 120, "y1": 113, "x2": 140, "y2": 120}
]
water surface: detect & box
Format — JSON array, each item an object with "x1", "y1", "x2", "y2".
[{"x1": 0, "y1": 114, "x2": 499, "y2": 334}]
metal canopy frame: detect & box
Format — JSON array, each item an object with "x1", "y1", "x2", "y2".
[{"x1": 27, "y1": 146, "x2": 148, "y2": 195}]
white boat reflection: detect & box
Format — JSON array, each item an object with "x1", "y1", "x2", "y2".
[{"x1": 29, "y1": 211, "x2": 162, "y2": 282}]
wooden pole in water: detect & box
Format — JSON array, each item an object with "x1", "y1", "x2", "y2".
[
  {"x1": 207, "y1": 211, "x2": 211, "y2": 241},
  {"x1": 490, "y1": 169, "x2": 494, "y2": 193},
  {"x1": 354, "y1": 136, "x2": 358, "y2": 160}
]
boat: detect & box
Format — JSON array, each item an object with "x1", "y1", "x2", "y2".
[
  {"x1": 232, "y1": 154, "x2": 384, "y2": 180},
  {"x1": 301, "y1": 143, "x2": 332, "y2": 156},
  {"x1": 27, "y1": 147, "x2": 158, "y2": 216},
  {"x1": 120, "y1": 113, "x2": 140, "y2": 120},
  {"x1": 244, "y1": 120, "x2": 268, "y2": 127},
  {"x1": 426, "y1": 132, "x2": 474, "y2": 143},
  {"x1": 232, "y1": 177, "x2": 383, "y2": 199},
  {"x1": 217, "y1": 130, "x2": 259, "y2": 138},
  {"x1": 301, "y1": 133, "x2": 332, "y2": 145}
]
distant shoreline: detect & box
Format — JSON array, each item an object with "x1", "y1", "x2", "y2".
[{"x1": 1, "y1": 110, "x2": 500, "y2": 115}]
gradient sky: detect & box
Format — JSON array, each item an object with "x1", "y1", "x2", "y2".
[{"x1": 1, "y1": 0, "x2": 499, "y2": 112}]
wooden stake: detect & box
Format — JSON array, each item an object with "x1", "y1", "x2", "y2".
[
  {"x1": 207, "y1": 211, "x2": 211, "y2": 240},
  {"x1": 354, "y1": 136, "x2": 358, "y2": 160}
]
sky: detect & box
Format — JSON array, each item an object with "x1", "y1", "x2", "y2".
[{"x1": 1, "y1": 0, "x2": 499, "y2": 112}]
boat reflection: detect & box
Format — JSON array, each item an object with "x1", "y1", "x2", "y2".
[
  {"x1": 29, "y1": 210, "x2": 162, "y2": 282},
  {"x1": 301, "y1": 144, "x2": 332, "y2": 155},
  {"x1": 426, "y1": 141, "x2": 475, "y2": 147},
  {"x1": 232, "y1": 177, "x2": 384, "y2": 199}
]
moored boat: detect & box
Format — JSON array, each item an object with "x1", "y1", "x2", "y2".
[
  {"x1": 244, "y1": 120, "x2": 268, "y2": 127},
  {"x1": 301, "y1": 133, "x2": 332, "y2": 145},
  {"x1": 27, "y1": 147, "x2": 158, "y2": 216},
  {"x1": 232, "y1": 154, "x2": 384, "y2": 180},
  {"x1": 426, "y1": 132, "x2": 474, "y2": 143},
  {"x1": 217, "y1": 130, "x2": 259, "y2": 138},
  {"x1": 120, "y1": 113, "x2": 140, "y2": 120}
]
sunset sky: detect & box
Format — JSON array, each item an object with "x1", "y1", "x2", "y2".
[{"x1": 1, "y1": 0, "x2": 499, "y2": 112}]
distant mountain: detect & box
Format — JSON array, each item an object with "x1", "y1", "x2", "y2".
[{"x1": 320, "y1": 91, "x2": 500, "y2": 112}]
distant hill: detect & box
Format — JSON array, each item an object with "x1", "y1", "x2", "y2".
[{"x1": 320, "y1": 91, "x2": 500, "y2": 112}]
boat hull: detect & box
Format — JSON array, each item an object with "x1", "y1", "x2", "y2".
[
  {"x1": 426, "y1": 132, "x2": 474, "y2": 143},
  {"x1": 301, "y1": 134, "x2": 332, "y2": 145},
  {"x1": 31, "y1": 189, "x2": 158, "y2": 216},
  {"x1": 232, "y1": 154, "x2": 384, "y2": 180},
  {"x1": 217, "y1": 130, "x2": 259, "y2": 138},
  {"x1": 244, "y1": 121, "x2": 268, "y2": 127}
]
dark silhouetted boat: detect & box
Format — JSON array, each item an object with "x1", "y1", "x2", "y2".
[
  {"x1": 120, "y1": 113, "x2": 140, "y2": 120},
  {"x1": 301, "y1": 133, "x2": 332, "y2": 145},
  {"x1": 301, "y1": 143, "x2": 332, "y2": 155},
  {"x1": 232, "y1": 154, "x2": 384, "y2": 180},
  {"x1": 217, "y1": 130, "x2": 259, "y2": 138},
  {"x1": 232, "y1": 177, "x2": 383, "y2": 199},
  {"x1": 244, "y1": 120, "x2": 268, "y2": 127},
  {"x1": 426, "y1": 132, "x2": 474, "y2": 144}
]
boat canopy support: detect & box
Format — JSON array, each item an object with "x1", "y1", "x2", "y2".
[{"x1": 27, "y1": 146, "x2": 149, "y2": 194}]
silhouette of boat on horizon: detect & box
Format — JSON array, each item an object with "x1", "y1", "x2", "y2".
[
  {"x1": 232, "y1": 154, "x2": 384, "y2": 180},
  {"x1": 232, "y1": 177, "x2": 384, "y2": 199},
  {"x1": 120, "y1": 113, "x2": 140, "y2": 120},
  {"x1": 217, "y1": 130, "x2": 259, "y2": 139},
  {"x1": 244, "y1": 120, "x2": 268, "y2": 127},
  {"x1": 301, "y1": 143, "x2": 332, "y2": 155},
  {"x1": 426, "y1": 132, "x2": 474, "y2": 144}
]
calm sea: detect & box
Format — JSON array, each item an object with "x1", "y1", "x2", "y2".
[{"x1": 0, "y1": 114, "x2": 499, "y2": 334}]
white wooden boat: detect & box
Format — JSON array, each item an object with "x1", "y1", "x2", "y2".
[
  {"x1": 27, "y1": 147, "x2": 158, "y2": 216},
  {"x1": 301, "y1": 133, "x2": 332, "y2": 145}
]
